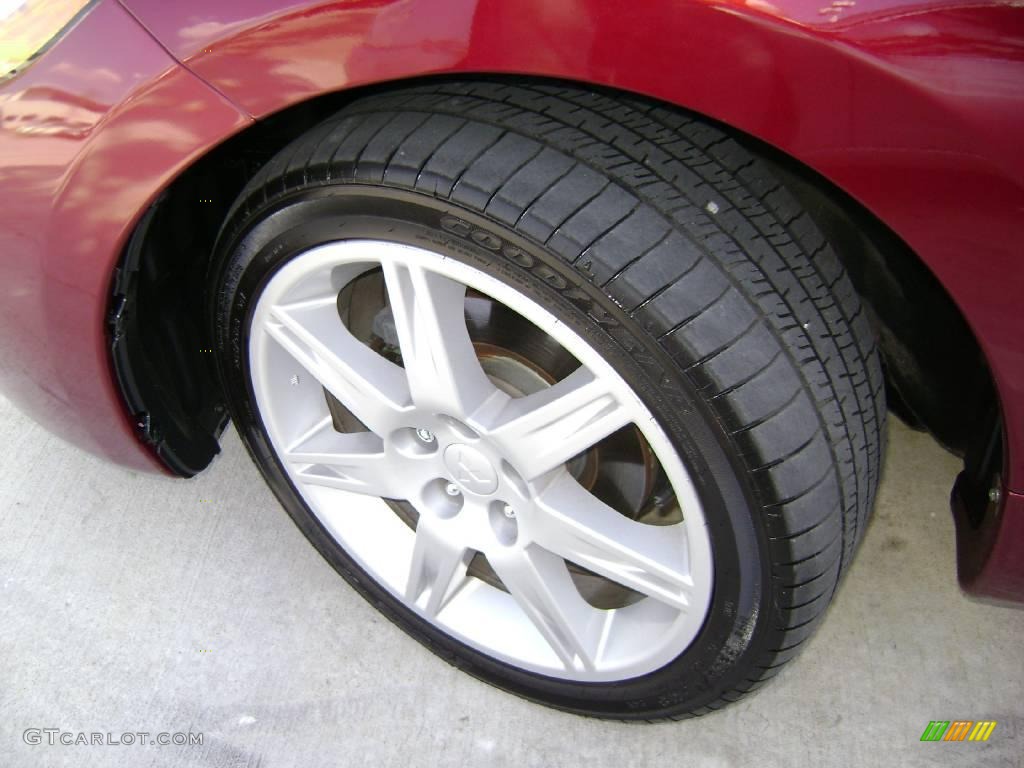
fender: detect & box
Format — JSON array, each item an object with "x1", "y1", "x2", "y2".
[
  {"x1": 0, "y1": 0, "x2": 249, "y2": 472},
  {"x1": 123, "y1": 0, "x2": 1024, "y2": 489}
]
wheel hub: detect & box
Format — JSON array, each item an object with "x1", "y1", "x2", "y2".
[{"x1": 443, "y1": 442, "x2": 498, "y2": 495}]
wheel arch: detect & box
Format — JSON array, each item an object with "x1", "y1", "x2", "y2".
[{"x1": 112, "y1": 71, "x2": 1001, "y2": 492}]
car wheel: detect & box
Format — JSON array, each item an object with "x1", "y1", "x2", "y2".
[{"x1": 211, "y1": 83, "x2": 885, "y2": 719}]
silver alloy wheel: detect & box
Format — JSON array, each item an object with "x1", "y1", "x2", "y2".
[{"x1": 248, "y1": 240, "x2": 713, "y2": 682}]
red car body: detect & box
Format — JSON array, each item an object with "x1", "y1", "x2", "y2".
[{"x1": 1, "y1": 0, "x2": 1022, "y2": 599}]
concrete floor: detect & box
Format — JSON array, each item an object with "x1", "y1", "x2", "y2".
[{"x1": 0, "y1": 393, "x2": 1021, "y2": 768}]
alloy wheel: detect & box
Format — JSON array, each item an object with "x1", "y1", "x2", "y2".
[{"x1": 248, "y1": 239, "x2": 714, "y2": 681}]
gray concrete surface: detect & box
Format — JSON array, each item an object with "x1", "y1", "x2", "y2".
[{"x1": 0, "y1": 392, "x2": 1021, "y2": 768}]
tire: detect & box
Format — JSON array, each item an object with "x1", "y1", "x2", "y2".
[{"x1": 210, "y1": 82, "x2": 885, "y2": 719}]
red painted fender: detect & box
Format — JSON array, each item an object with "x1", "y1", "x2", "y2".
[{"x1": 0, "y1": 1, "x2": 249, "y2": 471}]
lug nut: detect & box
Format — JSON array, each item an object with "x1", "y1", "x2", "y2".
[
  {"x1": 445, "y1": 483, "x2": 461, "y2": 497},
  {"x1": 989, "y1": 487, "x2": 1002, "y2": 504},
  {"x1": 416, "y1": 428, "x2": 435, "y2": 443},
  {"x1": 503, "y1": 505, "x2": 516, "y2": 519}
]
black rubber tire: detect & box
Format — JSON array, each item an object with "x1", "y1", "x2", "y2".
[{"x1": 210, "y1": 81, "x2": 885, "y2": 720}]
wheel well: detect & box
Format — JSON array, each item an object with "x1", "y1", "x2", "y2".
[
  {"x1": 755, "y1": 149, "x2": 1002, "y2": 526},
  {"x1": 755, "y1": 149, "x2": 999, "y2": 453},
  {"x1": 108, "y1": 96, "x2": 350, "y2": 475},
  {"x1": 110, "y1": 74, "x2": 1001, "y2": 501}
]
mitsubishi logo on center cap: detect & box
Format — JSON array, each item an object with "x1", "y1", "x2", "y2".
[{"x1": 443, "y1": 443, "x2": 498, "y2": 495}]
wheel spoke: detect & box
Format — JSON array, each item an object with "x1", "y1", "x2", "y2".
[
  {"x1": 532, "y1": 472, "x2": 693, "y2": 610},
  {"x1": 405, "y1": 515, "x2": 472, "y2": 617},
  {"x1": 265, "y1": 299, "x2": 410, "y2": 436},
  {"x1": 488, "y1": 545, "x2": 601, "y2": 672},
  {"x1": 381, "y1": 259, "x2": 496, "y2": 418},
  {"x1": 287, "y1": 423, "x2": 401, "y2": 498},
  {"x1": 487, "y1": 366, "x2": 633, "y2": 480}
]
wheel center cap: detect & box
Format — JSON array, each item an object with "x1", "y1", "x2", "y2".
[{"x1": 443, "y1": 443, "x2": 498, "y2": 495}]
